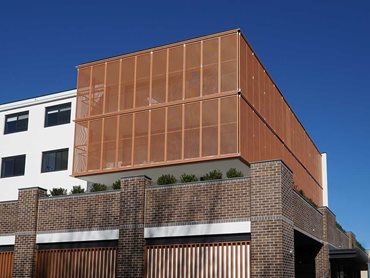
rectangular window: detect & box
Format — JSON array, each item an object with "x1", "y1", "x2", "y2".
[
  {"x1": 41, "y1": 149, "x2": 69, "y2": 173},
  {"x1": 45, "y1": 103, "x2": 71, "y2": 127},
  {"x1": 1, "y1": 155, "x2": 26, "y2": 178},
  {"x1": 4, "y1": 111, "x2": 29, "y2": 134}
]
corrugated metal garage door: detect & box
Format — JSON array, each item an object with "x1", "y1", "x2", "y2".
[
  {"x1": 145, "y1": 241, "x2": 250, "y2": 277},
  {"x1": 35, "y1": 247, "x2": 116, "y2": 277},
  {"x1": 0, "y1": 251, "x2": 13, "y2": 278}
]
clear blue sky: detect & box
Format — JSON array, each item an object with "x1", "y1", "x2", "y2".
[{"x1": 1, "y1": 1, "x2": 369, "y2": 247}]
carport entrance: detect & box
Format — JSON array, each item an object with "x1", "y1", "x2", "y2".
[
  {"x1": 145, "y1": 241, "x2": 250, "y2": 277},
  {"x1": 295, "y1": 230, "x2": 322, "y2": 278}
]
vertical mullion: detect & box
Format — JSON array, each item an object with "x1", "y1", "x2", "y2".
[
  {"x1": 182, "y1": 44, "x2": 186, "y2": 100},
  {"x1": 199, "y1": 100, "x2": 203, "y2": 158},
  {"x1": 200, "y1": 40, "x2": 203, "y2": 97},
  {"x1": 86, "y1": 121, "x2": 90, "y2": 171},
  {"x1": 88, "y1": 66, "x2": 93, "y2": 117},
  {"x1": 133, "y1": 56, "x2": 137, "y2": 108},
  {"x1": 115, "y1": 115, "x2": 120, "y2": 169},
  {"x1": 117, "y1": 59, "x2": 122, "y2": 111},
  {"x1": 148, "y1": 110, "x2": 152, "y2": 163},
  {"x1": 237, "y1": 31, "x2": 241, "y2": 92},
  {"x1": 131, "y1": 113, "x2": 135, "y2": 167},
  {"x1": 100, "y1": 118, "x2": 105, "y2": 170},
  {"x1": 238, "y1": 94, "x2": 241, "y2": 155},
  {"x1": 218, "y1": 37, "x2": 221, "y2": 94},
  {"x1": 149, "y1": 52, "x2": 153, "y2": 107},
  {"x1": 102, "y1": 62, "x2": 108, "y2": 114},
  {"x1": 99, "y1": 62, "x2": 107, "y2": 170},
  {"x1": 165, "y1": 49, "x2": 169, "y2": 103},
  {"x1": 115, "y1": 59, "x2": 122, "y2": 168},
  {"x1": 218, "y1": 98, "x2": 221, "y2": 155},
  {"x1": 164, "y1": 107, "x2": 168, "y2": 162},
  {"x1": 181, "y1": 104, "x2": 185, "y2": 160}
]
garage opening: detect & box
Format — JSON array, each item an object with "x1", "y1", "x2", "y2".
[{"x1": 145, "y1": 241, "x2": 250, "y2": 277}]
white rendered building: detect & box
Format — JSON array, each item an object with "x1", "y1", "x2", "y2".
[{"x1": 0, "y1": 89, "x2": 87, "y2": 201}]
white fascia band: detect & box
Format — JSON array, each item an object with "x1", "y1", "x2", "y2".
[
  {"x1": 322, "y1": 153, "x2": 329, "y2": 207},
  {"x1": 36, "y1": 230, "x2": 119, "y2": 244},
  {"x1": 144, "y1": 221, "x2": 251, "y2": 239},
  {"x1": 0, "y1": 235, "x2": 15, "y2": 246}
]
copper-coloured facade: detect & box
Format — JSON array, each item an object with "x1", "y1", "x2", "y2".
[{"x1": 73, "y1": 29, "x2": 323, "y2": 205}]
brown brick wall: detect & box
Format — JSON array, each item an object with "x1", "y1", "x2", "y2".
[
  {"x1": 320, "y1": 207, "x2": 350, "y2": 249},
  {"x1": 116, "y1": 176, "x2": 149, "y2": 278},
  {"x1": 145, "y1": 178, "x2": 250, "y2": 225},
  {"x1": 315, "y1": 244, "x2": 330, "y2": 278},
  {"x1": 0, "y1": 201, "x2": 17, "y2": 234},
  {"x1": 0, "y1": 161, "x2": 360, "y2": 277},
  {"x1": 13, "y1": 188, "x2": 46, "y2": 278},
  {"x1": 250, "y1": 160, "x2": 295, "y2": 278},
  {"x1": 292, "y1": 191, "x2": 323, "y2": 240},
  {"x1": 37, "y1": 191, "x2": 121, "y2": 232}
]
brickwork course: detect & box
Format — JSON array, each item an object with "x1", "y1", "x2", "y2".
[{"x1": 0, "y1": 160, "x2": 364, "y2": 277}]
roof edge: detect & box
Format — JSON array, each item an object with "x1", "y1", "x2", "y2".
[{"x1": 77, "y1": 28, "x2": 240, "y2": 68}]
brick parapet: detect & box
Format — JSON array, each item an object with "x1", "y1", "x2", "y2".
[
  {"x1": 292, "y1": 190, "x2": 323, "y2": 240},
  {"x1": 37, "y1": 191, "x2": 121, "y2": 232},
  {"x1": 145, "y1": 177, "x2": 250, "y2": 225},
  {"x1": 0, "y1": 201, "x2": 18, "y2": 235}
]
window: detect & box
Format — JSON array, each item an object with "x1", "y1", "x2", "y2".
[
  {"x1": 1, "y1": 155, "x2": 26, "y2": 178},
  {"x1": 41, "y1": 149, "x2": 69, "y2": 173},
  {"x1": 45, "y1": 103, "x2": 71, "y2": 127},
  {"x1": 4, "y1": 111, "x2": 29, "y2": 134}
]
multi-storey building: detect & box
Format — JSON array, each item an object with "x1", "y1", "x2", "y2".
[
  {"x1": 0, "y1": 29, "x2": 367, "y2": 277},
  {"x1": 0, "y1": 90, "x2": 87, "y2": 201}
]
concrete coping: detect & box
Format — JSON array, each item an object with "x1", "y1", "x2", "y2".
[
  {"x1": 18, "y1": 187, "x2": 47, "y2": 192},
  {"x1": 121, "y1": 175, "x2": 152, "y2": 181},
  {"x1": 39, "y1": 189, "x2": 120, "y2": 200}
]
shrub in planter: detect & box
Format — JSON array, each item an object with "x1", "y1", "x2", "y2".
[
  {"x1": 49, "y1": 187, "x2": 67, "y2": 196},
  {"x1": 90, "y1": 183, "x2": 107, "y2": 192},
  {"x1": 112, "y1": 180, "x2": 121, "y2": 190},
  {"x1": 70, "y1": 185, "x2": 85, "y2": 194},
  {"x1": 180, "y1": 173, "x2": 198, "y2": 183},
  {"x1": 200, "y1": 170, "x2": 223, "y2": 181},
  {"x1": 226, "y1": 168, "x2": 243, "y2": 178},
  {"x1": 157, "y1": 174, "x2": 177, "y2": 185}
]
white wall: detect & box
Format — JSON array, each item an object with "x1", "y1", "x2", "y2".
[
  {"x1": 0, "y1": 90, "x2": 87, "y2": 201},
  {"x1": 322, "y1": 153, "x2": 328, "y2": 207}
]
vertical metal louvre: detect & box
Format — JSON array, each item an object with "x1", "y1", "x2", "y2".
[
  {"x1": 35, "y1": 247, "x2": 116, "y2": 278},
  {"x1": 145, "y1": 241, "x2": 250, "y2": 278},
  {"x1": 74, "y1": 31, "x2": 240, "y2": 177},
  {"x1": 0, "y1": 251, "x2": 13, "y2": 278}
]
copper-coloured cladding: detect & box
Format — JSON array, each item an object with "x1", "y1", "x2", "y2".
[
  {"x1": 240, "y1": 97, "x2": 322, "y2": 206},
  {"x1": 239, "y1": 36, "x2": 322, "y2": 191},
  {"x1": 76, "y1": 32, "x2": 239, "y2": 118},
  {"x1": 73, "y1": 95, "x2": 239, "y2": 175}
]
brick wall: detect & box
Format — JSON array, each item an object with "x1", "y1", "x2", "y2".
[
  {"x1": 13, "y1": 187, "x2": 46, "y2": 277},
  {"x1": 0, "y1": 160, "x2": 361, "y2": 277},
  {"x1": 0, "y1": 201, "x2": 17, "y2": 234},
  {"x1": 37, "y1": 191, "x2": 120, "y2": 232},
  {"x1": 250, "y1": 160, "x2": 295, "y2": 278},
  {"x1": 292, "y1": 191, "x2": 323, "y2": 240},
  {"x1": 145, "y1": 177, "x2": 250, "y2": 225},
  {"x1": 117, "y1": 176, "x2": 149, "y2": 278}
]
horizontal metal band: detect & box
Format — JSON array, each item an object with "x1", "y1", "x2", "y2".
[
  {"x1": 144, "y1": 221, "x2": 251, "y2": 238},
  {"x1": 36, "y1": 229, "x2": 119, "y2": 244}
]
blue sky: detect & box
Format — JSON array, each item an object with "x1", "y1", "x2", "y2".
[{"x1": 1, "y1": 1, "x2": 369, "y2": 247}]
